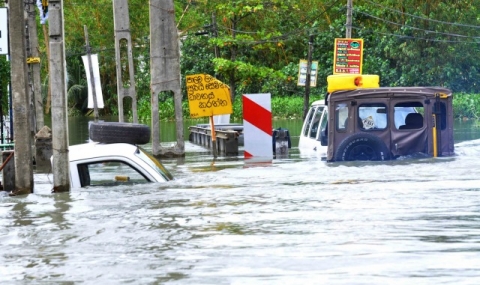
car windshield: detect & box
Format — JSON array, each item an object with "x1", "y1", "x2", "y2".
[{"x1": 136, "y1": 147, "x2": 174, "y2": 181}]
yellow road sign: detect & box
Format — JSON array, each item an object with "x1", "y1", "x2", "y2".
[{"x1": 186, "y1": 74, "x2": 232, "y2": 118}]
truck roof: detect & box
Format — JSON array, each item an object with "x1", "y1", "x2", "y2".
[{"x1": 328, "y1": 86, "x2": 452, "y2": 102}]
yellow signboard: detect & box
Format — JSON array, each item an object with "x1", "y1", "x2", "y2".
[
  {"x1": 186, "y1": 74, "x2": 232, "y2": 118},
  {"x1": 333, "y1": 38, "x2": 363, "y2": 74}
]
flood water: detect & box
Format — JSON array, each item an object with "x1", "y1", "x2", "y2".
[{"x1": 1, "y1": 118, "x2": 480, "y2": 284}]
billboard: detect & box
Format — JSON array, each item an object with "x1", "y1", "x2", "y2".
[
  {"x1": 297, "y1": 60, "x2": 319, "y2": 87},
  {"x1": 333, "y1": 38, "x2": 363, "y2": 74}
]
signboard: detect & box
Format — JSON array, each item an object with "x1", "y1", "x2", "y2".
[
  {"x1": 186, "y1": 74, "x2": 232, "y2": 118},
  {"x1": 82, "y1": 54, "x2": 104, "y2": 109},
  {"x1": 333, "y1": 38, "x2": 363, "y2": 74},
  {"x1": 0, "y1": 8, "x2": 8, "y2": 55},
  {"x1": 297, "y1": 60, "x2": 318, "y2": 87}
]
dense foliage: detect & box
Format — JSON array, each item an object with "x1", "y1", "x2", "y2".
[{"x1": 1, "y1": 0, "x2": 480, "y2": 119}]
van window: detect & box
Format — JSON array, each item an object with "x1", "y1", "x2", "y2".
[
  {"x1": 358, "y1": 103, "x2": 387, "y2": 130},
  {"x1": 336, "y1": 103, "x2": 348, "y2": 131}
]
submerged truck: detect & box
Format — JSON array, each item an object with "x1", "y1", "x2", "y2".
[{"x1": 299, "y1": 74, "x2": 455, "y2": 161}]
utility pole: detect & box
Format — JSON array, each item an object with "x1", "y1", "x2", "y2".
[
  {"x1": 346, "y1": 0, "x2": 353, "y2": 38},
  {"x1": 83, "y1": 25, "x2": 99, "y2": 121},
  {"x1": 113, "y1": 0, "x2": 138, "y2": 123},
  {"x1": 212, "y1": 13, "x2": 220, "y2": 60},
  {"x1": 150, "y1": 0, "x2": 184, "y2": 157},
  {"x1": 9, "y1": 0, "x2": 34, "y2": 195},
  {"x1": 303, "y1": 35, "x2": 314, "y2": 120},
  {"x1": 49, "y1": 0, "x2": 70, "y2": 193},
  {"x1": 26, "y1": 0, "x2": 44, "y2": 133}
]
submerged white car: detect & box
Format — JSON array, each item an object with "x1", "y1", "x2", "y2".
[{"x1": 67, "y1": 142, "x2": 173, "y2": 188}]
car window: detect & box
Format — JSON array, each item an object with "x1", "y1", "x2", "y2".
[
  {"x1": 77, "y1": 161, "x2": 149, "y2": 187},
  {"x1": 358, "y1": 103, "x2": 387, "y2": 130}
]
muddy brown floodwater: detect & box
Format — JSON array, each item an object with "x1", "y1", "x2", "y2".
[{"x1": 1, "y1": 118, "x2": 480, "y2": 284}]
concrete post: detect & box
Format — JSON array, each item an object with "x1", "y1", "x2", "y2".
[
  {"x1": 1, "y1": 151, "x2": 15, "y2": 192},
  {"x1": 9, "y1": 0, "x2": 34, "y2": 195},
  {"x1": 34, "y1": 125, "x2": 52, "y2": 173},
  {"x1": 113, "y1": 0, "x2": 138, "y2": 123},
  {"x1": 26, "y1": 0, "x2": 44, "y2": 132},
  {"x1": 150, "y1": 0, "x2": 184, "y2": 157},
  {"x1": 49, "y1": 0, "x2": 70, "y2": 192}
]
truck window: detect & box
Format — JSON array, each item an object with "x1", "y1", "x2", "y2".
[
  {"x1": 358, "y1": 103, "x2": 387, "y2": 130},
  {"x1": 336, "y1": 103, "x2": 348, "y2": 131},
  {"x1": 394, "y1": 102, "x2": 423, "y2": 129}
]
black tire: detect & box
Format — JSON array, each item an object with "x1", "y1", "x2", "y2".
[
  {"x1": 89, "y1": 122, "x2": 151, "y2": 145},
  {"x1": 334, "y1": 133, "x2": 391, "y2": 161}
]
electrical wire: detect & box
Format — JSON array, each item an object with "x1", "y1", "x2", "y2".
[
  {"x1": 352, "y1": 26, "x2": 479, "y2": 44},
  {"x1": 362, "y1": 0, "x2": 480, "y2": 29},
  {"x1": 354, "y1": 10, "x2": 480, "y2": 40}
]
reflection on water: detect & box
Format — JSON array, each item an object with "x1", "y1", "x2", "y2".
[
  {"x1": 44, "y1": 115, "x2": 480, "y2": 146},
  {"x1": 1, "y1": 117, "x2": 480, "y2": 284}
]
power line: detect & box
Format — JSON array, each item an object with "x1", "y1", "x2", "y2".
[
  {"x1": 362, "y1": 0, "x2": 480, "y2": 30},
  {"x1": 355, "y1": 10, "x2": 480, "y2": 40},
  {"x1": 352, "y1": 26, "x2": 479, "y2": 44}
]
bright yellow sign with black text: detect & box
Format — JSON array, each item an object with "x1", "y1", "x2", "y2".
[{"x1": 186, "y1": 74, "x2": 232, "y2": 118}]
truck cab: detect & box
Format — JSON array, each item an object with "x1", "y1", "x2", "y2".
[{"x1": 299, "y1": 74, "x2": 455, "y2": 161}]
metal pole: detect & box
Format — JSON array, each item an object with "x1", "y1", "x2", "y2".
[
  {"x1": 9, "y1": 0, "x2": 34, "y2": 195},
  {"x1": 303, "y1": 35, "x2": 313, "y2": 120},
  {"x1": 84, "y1": 25, "x2": 99, "y2": 121},
  {"x1": 346, "y1": 0, "x2": 353, "y2": 38},
  {"x1": 49, "y1": 0, "x2": 70, "y2": 192}
]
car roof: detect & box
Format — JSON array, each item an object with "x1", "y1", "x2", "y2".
[{"x1": 68, "y1": 142, "x2": 138, "y2": 162}]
